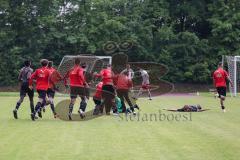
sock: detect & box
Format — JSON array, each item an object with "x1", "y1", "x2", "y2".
[
  {"x1": 34, "y1": 102, "x2": 42, "y2": 114},
  {"x1": 15, "y1": 102, "x2": 21, "y2": 110},
  {"x1": 80, "y1": 101, "x2": 87, "y2": 112},
  {"x1": 130, "y1": 106, "x2": 135, "y2": 112},
  {"x1": 41, "y1": 100, "x2": 46, "y2": 109},
  {"x1": 69, "y1": 103, "x2": 74, "y2": 114},
  {"x1": 30, "y1": 100, "x2": 34, "y2": 113},
  {"x1": 50, "y1": 103, "x2": 56, "y2": 115},
  {"x1": 221, "y1": 106, "x2": 225, "y2": 110}
]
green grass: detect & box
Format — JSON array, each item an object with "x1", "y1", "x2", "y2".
[{"x1": 0, "y1": 93, "x2": 240, "y2": 160}]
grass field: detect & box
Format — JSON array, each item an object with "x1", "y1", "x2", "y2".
[{"x1": 0, "y1": 92, "x2": 240, "y2": 160}]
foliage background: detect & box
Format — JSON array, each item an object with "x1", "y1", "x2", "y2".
[{"x1": 0, "y1": 0, "x2": 240, "y2": 86}]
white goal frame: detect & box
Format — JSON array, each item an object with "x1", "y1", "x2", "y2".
[
  {"x1": 223, "y1": 55, "x2": 240, "y2": 97},
  {"x1": 59, "y1": 55, "x2": 112, "y2": 67}
]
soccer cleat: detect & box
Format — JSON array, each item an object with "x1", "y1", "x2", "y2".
[
  {"x1": 13, "y1": 110, "x2": 18, "y2": 119},
  {"x1": 31, "y1": 113, "x2": 35, "y2": 121},
  {"x1": 125, "y1": 108, "x2": 132, "y2": 114},
  {"x1": 112, "y1": 110, "x2": 119, "y2": 116},
  {"x1": 132, "y1": 97, "x2": 138, "y2": 100},
  {"x1": 68, "y1": 114, "x2": 72, "y2": 121},
  {"x1": 54, "y1": 113, "x2": 58, "y2": 118},
  {"x1": 132, "y1": 111, "x2": 137, "y2": 116},
  {"x1": 134, "y1": 104, "x2": 140, "y2": 110},
  {"x1": 149, "y1": 98, "x2": 152, "y2": 100},
  {"x1": 222, "y1": 109, "x2": 226, "y2": 113},
  {"x1": 38, "y1": 111, "x2": 42, "y2": 118},
  {"x1": 130, "y1": 107, "x2": 137, "y2": 116},
  {"x1": 78, "y1": 109, "x2": 85, "y2": 119},
  {"x1": 93, "y1": 109, "x2": 99, "y2": 115},
  {"x1": 113, "y1": 113, "x2": 119, "y2": 116},
  {"x1": 221, "y1": 106, "x2": 225, "y2": 110}
]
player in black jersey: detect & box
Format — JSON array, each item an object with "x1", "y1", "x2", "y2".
[{"x1": 13, "y1": 60, "x2": 35, "y2": 119}]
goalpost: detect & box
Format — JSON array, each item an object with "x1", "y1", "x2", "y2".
[
  {"x1": 223, "y1": 55, "x2": 240, "y2": 97},
  {"x1": 55, "y1": 55, "x2": 112, "y2": 94},
  {"x1": 58, "y1": 55, "x2": 112, "y2": 75}
]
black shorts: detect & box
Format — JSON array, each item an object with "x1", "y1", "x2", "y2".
[
  {"x1": 37, "y1": 90, "x2": 47, "y2": 99},
  {"x1": 102, "y1": 85, "x2": 115, "y2": 99},
  {"x1": 47, "y1": 88, "x2": 55, "y2": 98},
  {"x1": 216, "y1": 87, "x2": 226, "y2": 97},
  {"x1": 93, "y1": 97, "x2": 101, "y2": 105},
  {"x1": 70, "y1": 86, "x2": 86, "y2": 99},
  {"x1": 20, "y1": 82, "x2": 34, "y2": 98}
]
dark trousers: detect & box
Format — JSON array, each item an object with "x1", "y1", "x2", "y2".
[
  {"x1": 102, "y1": 85, "x2": 115, "y2": 114},
  {"x1": 116, "y1": 89, "x2": 133, "y2": 112}
]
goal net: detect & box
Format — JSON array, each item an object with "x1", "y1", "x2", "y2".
[
  {"x1": 55, "y1": 55, "x2": 112, "y2": 94},
  {"x1": 223, "y1": 56, "x2": 240, "y2": 97}
]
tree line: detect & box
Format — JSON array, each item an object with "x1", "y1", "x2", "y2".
[{"x1": 0, "y1": 0, "x2": 240, "y2": 86}]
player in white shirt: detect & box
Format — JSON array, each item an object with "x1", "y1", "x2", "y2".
[
  {"x1": 136, "y1": 68, "x2": 152, "y2": 100},
  {"x1": 121, "y1": 64, "x2": 134, "y2": 80}
]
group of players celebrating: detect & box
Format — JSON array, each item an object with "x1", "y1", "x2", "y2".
[{"x1": 13, "y1": 58, "x2": 152, "y2": 121}]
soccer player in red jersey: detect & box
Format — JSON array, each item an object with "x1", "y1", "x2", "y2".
[
  {"x1": 94, "y1": 64, "x2": 115, "y2": 115},
  {"x1": 116, "y1": 71, "x2": 138, "y2": 114},
  {"x1": 92, "y1": 81, "x2": 103, "y2": 115},
  {"x1": 213, "y1": 62, "x2": 233, "y2": 112},
  {"x1": 44, "y1": 61, "x2": 62, "y2": 118},
  {"x1": 29, "y1": 59, "x2": 50, "y2": 121},
  {"x1": 64, "y1": 58, "x2": 88, "y2": 120}
]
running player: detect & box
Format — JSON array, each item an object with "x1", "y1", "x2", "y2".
[
  {"x1": 45, "y1": 61, "x2": 61, "y2": 118},
  {"x1": 136, "y1": 68, "x2": 152, "y2": 100},
  {"x1": 64, "y1": 58, "x2": 88, "y2": 120},
  {"x1": 29, "y1": 59, "x2": 50, "y2": 121},
  {"x1": 213, "y1": 62, "x2": 233, "y2": 112},
  {"x1": 94, "y1": 64, "x2": 115, "y2": 115},
  {"x1": 13, "y1": 60, "x2": 34, "y2": 119}
]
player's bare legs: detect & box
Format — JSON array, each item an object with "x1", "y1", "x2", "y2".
[
  {"x1": 147, "y1": 89, "x2": 152, "y2": 100},
  {"x1": 220, "y1": 95, "x2": 226, "y2": 112},
  {"x1": 136, "y1": 88, "x2": 143, "y2": 99}
]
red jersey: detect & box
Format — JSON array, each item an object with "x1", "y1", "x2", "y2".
[
  {"x1": 29, "y1": 67, "x2": 50, "y2": 91},
  {"x1": 213, "y1": 68, "x2": 228, "y2": 87},
  {"x1": 95, "y1": 68, "x2": 113, "y2": 85},
  {"x1": 116, "y1": 74, "x2": 132, "y2": 90},
  {"x1": 48, "y1": 67, "x2": 56, "y2": 75},
  {"x1": 94, "y1": 82, "x2": 103, "y2": 99},
  {"x1": 65, "y1": 65, "x2": 85, "y2": 87},
  {"x1": 48, "y1": 67, "x2": 62, "y2": 89}
]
